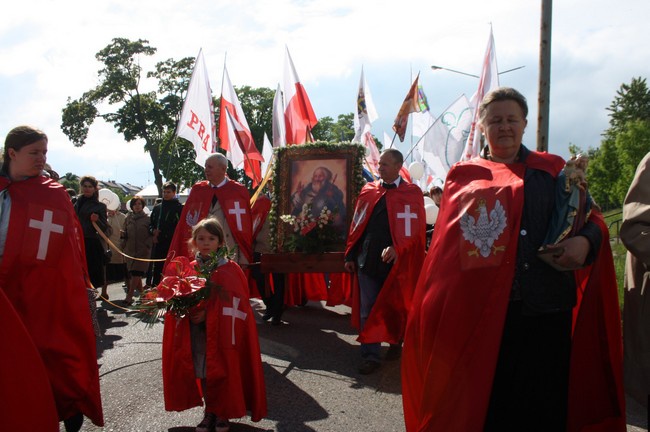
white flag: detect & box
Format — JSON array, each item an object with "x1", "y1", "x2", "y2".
[
  {"x1": 261, "y1": 133, "x2": 273, "y2": 177},
  {"x1": 423, "y1": 94, "x2": 473, "y2": 174},
  {"x1": 353, "y1": 67, "x2": 379, "y2": 142},
  {"x1": 462, "y1": 28, "x2": 500, "y2": 160},
  {"x1": 176, "y1": 49, "x2": 216, "y2": 167},
  {"x1": 272, "y1": 83, "x2": 286, "y2": 147}
]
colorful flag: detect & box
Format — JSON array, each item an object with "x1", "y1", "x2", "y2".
[
  {"x1": 392, "y1": 74, "x2": 422, "y2": 142},
  {"x1": 218, "y1": 65, "x2": 263, "y2": 186},
  {"x1": 272, "y1": 83, "x2": 286, "y2": 147},
  {"x1": 176, "y1": 49, "x2": 217, "y2": 167},
  {"x1": 462, "y1": 28, "x2": 500, "y2": 160},
  {"x1": 362, "y1": 132, "x2": 381, "y2": 178},
  {"x1": 411, "y1": 85, "x2": 435, "y2": 137},
  {"x1": 353, "y1": 67, "x2": 379, "y2": 143},
  {"x1": 283, "y1": 47, "x2": 318, "y2": 145}
]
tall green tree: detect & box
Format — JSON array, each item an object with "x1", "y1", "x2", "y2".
[
  {"x1": 612, "y1": 120, "x2": 650, "y2": 200},
  {"x1": 59, "y1": 172, "x2": 80, "y2": 192},
  {"x1": 605, "y1": 77, "x2": 650, "y2": 138},
  {"x1": 312, "y1": 113, "x2": 355, "y2": 142},
  {"x1": 61, "y1": 38, "x2": 197, "y2": 195},
  {"x1": 588, "y1": 77, "x2": 650, "y2": 208}
]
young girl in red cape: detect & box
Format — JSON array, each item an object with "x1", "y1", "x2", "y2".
[{"x1": 162, "y1": 217, "x2": 267, "y2": 432}]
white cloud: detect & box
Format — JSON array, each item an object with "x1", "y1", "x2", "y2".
[{"x1": 1, "y1": 0, "x2": 649, "y2": 185}]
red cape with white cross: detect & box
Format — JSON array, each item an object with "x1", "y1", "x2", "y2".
[
  {"x1": 162, "y1": 260, "x2": 267, "y2": 421},
  {"x1": 0, "y1": 175, "x2": 103, "y2": 426},
  {"x1": 167, "y1": 179, "x2": 253, "y2": 266},
  {"x1": 345, "y1": 179, "x2": 426, "y2": 344}
]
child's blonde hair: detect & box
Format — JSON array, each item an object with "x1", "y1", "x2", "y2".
[{"x1": 188, "y1": 217, "x2": 225, "y2": 253}]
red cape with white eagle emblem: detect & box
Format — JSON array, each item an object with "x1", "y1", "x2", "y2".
[
  {"x1": 0, "y1": 175, "x2": 103, "y2": 426},
  {"x1": 401, "y1": 152, "x2": 625, "y2": 432},
  {"x1": 345, "y1": 179, "x2": 426, "y2": 344}
]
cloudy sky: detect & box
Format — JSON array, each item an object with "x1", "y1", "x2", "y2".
[{"x1": 1, "y1": 0, "x2": 648, "y2": 188}]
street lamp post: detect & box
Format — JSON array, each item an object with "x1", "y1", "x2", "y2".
[{"x1": 430, "y1": 65, "x2": 479, "y2": 78}]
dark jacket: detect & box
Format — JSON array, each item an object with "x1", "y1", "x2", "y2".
[
  {"x1": 513, "y1": 148, "x2": 601, "y2": 315},
  {"x1": 346, "y1": 195, "x2": 393, "y2": 283},
  {"x1": 149, "y1": 198, "x2": 183, "y2": 254},
  {"x1": 74, "y1": 195, "x2": 109, "y2": 239}
]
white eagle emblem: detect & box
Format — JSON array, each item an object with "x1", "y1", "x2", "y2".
[
  {"x1": 186, "y1": 209, "x2": 200, "y2": 227},
  {"x1": 460, "y1": 199, "x2": 507, "y2": 257}
]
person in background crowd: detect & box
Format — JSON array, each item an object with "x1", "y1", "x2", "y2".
[
  {"x1": 0, "y1": 125, "x2": 103, "y2": 431},
  {"x1": 66, "y1": 187, "x2": 77, "y2": 203},
  {"x1": 103, "y1": 207, "x2": 126, "y2": 299},
  {"x1": 402, "y1": 87, "x2": 625, "y2": 431},
  {"x1": 429, "y1": 183, "x2": 443, "y2": 208},
  {"x1": 344, "y1": 149, "x2": 426, "y2": 375},
  {"x1": 619, "y1": 151, "x2": 650, "y2": 413},
  {"x1": 148, "y1": 181, "x2": 183, "y2": 287},
  {"x1": 74, "y1": 175, "x2": 110, "y2": 290},
  {"x1": 425, "y1": 180, "x2": 444, "y2": 250},
  {"x1": 251, "y1": 193, "x2": 285, "y2": 326},
  {"x1": 121, "y1": 196, "x2": 152, "y2": 305}
]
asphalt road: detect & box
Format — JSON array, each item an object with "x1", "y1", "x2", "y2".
[
  {"x1": 74, "y1": 282, "x2": 404, "y2": 432},
  {"x1": 70, "y1": 282, "x2": 647, "y2": 432}
]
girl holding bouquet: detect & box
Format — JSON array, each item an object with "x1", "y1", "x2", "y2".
[{"x1": 162, "y1": 217, "x2": 267, "y2": 432}]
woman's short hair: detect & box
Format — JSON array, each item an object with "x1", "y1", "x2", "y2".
[
  {"x1": 79, "y1": 175, "x2": 98, "y2": 188},
  {"x1": 129, "y1": 196, "x2": 146, "y2": 210},
  {"x1": 2, "y1": 125, "x2": 48, "y2": 174},
  {"x1": 478, "y1": 87, "x2": 529, "y2": 123}
]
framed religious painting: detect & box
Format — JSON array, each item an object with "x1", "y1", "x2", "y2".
[{"x1": 269, "y1": 142, "x2": 366, "y2": 253}]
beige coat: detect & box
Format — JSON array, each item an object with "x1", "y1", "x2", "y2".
[
  {"x1": 619, "y1": 151, "x2": 650, "y2": 407},
  {"x1": 107, "y1": 211, "x2": 126, "y2": 264},
  {"x1": 122, "y1": 211, "x2": 152, "y2": 274}
]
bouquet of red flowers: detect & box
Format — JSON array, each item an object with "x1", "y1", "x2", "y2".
[{"x1": 132, "y1": 249, "x2": 229, "y2": 326}]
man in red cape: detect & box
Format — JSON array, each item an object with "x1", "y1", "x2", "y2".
[
  {"x1": 0, "y1": 175, "x2": 103, "y2": 428},
  {"x1": 166, "y1": 153, "x2": 255, "y2": 294},
  {"x1": 345, "y1": 149, "x2": 425, "y2": 374},
  {"x1": 401, "y1": 151, "x2": 625, "y2": 431},
  {"x1": 162, "y1": 258, "x2": 267, "y2": 422}
]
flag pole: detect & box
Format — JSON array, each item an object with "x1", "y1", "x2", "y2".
[
  {"x1": 250, "y1": 154, "x2": 275, "y2": 206},
  {"x1": 217, "y1": 52, "x2": 227, "y2": 152},
  {"x1": 389, "y1": 132, "x2": 398, "y2": 149}
]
